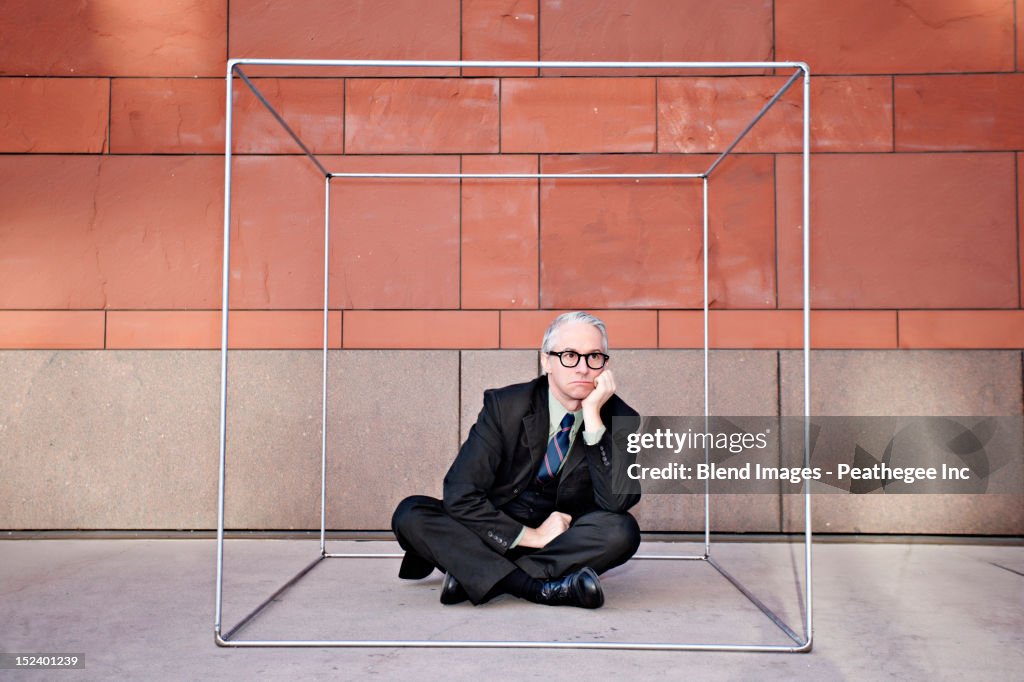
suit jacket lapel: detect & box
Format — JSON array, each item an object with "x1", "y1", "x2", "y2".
[
  {"x1": 559, "y1": 436, "x2": 585, "y2": 479},
  {"x1": 522, "y1": 379, "x2": 550, "y2": 472}
]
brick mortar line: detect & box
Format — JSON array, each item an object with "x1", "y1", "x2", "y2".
[
  {"x1": 5, "y1": 151, "x2": 1021, "y2": 159},
  {"x1": 773, "y1": 153, "x2": 780, "y2": 308},
  {"x1": 890, "y1": 76, "x2": 897, "y2": 152},
  {"x1": 1016, "y1": 152, "x2": 1021, "y2": 308},
  {"x1": 225, "y1": 0, "x2": 230, "y2": 66},
  {"x1": 5, "y1": 71, "x2": 1024, "y2": 81},
  {"x1": 105, "y1": 77, "x2": 112, "y2": 154},
  {"x1": 9, "y1": 309, "x2": 1024, "y2": 313},
  {"x1": 458, "y1": 154, "x2": 463, "y2": 309},
  {"x1": 653, "y1": 77, "x2": 659, "y2": 152},
  {"x1": 1015, "y1": 0, "x2": 1020, "y2": 73},
  {"x1": 16, "y1": 345, "x2": 1020, "y2": 351},
  {"x1": 536, "y1": 0, "x2": 542, "y2": 72}
]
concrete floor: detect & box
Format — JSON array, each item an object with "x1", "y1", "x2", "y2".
[{"x1": 1, "y1": 538, "x2": 1022, "y2": 681}]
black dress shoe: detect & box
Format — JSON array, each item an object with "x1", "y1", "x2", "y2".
[
  {"x1": 536, "y1": 566, "x2": 604, "y2": 609},
  {"x1": 440, "y1": 572, "x2": 469, "y2": 605},
  {"x1": 398, "y1": 551, "x2": 435, "y2": 580}
]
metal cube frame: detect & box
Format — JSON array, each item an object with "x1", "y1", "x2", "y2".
[{"x1": 215, "y1": 59, "x2": 813, "y2": 652}]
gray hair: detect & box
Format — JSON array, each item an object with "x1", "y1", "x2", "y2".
[{"x1": 540, "y1": 311, "x2": 608, "y2": 354}]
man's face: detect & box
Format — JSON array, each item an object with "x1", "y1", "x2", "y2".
[{"x1": 542, "y1": 321, "x2": 606, "y2": 410}]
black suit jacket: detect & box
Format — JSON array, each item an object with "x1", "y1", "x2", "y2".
[{"x1": 443, "y1": 375, "x2": 641, "y2": 555}]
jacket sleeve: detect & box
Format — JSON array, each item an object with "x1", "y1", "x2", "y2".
[
  {"x1": 578, "y1": 403, "x2": 642, "y2": 513},
  {"x1": 442, "y1": 390, "x2": 525, "y2": 555}
]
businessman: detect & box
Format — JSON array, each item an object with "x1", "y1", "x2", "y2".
[{"x1": 391, "y1": 311, "x2": 641, "y2": 608}]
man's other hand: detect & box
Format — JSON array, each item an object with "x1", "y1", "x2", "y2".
[
  {"x1": 581, "y1": 368, "x2": 615, "y2": 432},
  {"x1": 518, "y1": 511, "x2": 572, "y2": 549}
]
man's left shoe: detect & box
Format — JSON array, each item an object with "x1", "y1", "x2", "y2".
[
  {"x1": 535, "y1": 567, "x2": 604, "y2": 609},
  {"x1": 440, "y1": 572, "x2": 469, "y2": 605}
]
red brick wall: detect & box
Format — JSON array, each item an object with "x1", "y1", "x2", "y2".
[{"x1": 2, "y1": 0, "x2": 1022, "y2": 351}]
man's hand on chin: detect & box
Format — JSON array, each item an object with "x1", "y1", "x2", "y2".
[{"x1": 581, "y1": 368, "x2": 616, "y2": 432}]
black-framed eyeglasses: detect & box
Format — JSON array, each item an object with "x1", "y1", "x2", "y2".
[{"x1": 546, "y1": 350, "x2": 610, "y2": 370}]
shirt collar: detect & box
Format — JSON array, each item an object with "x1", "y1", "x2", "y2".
[{"x1": 547, "y1": 387, "x2": 583, "y2": 440}]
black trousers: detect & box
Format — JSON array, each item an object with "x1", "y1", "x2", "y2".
[{"x1": 391, "y1": 495, "x2": 641, "y2": 604}]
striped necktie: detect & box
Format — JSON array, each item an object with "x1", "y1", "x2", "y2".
[{"x1": 537, "y1": 412, "x2": 575, "y2": 483}]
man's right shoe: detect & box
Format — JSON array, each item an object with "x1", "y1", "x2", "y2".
[
  {"x1": 440, "y1": 572, "x2": 469, "y2": 605},
  {"x1": 398, "y1": 551, "x2": 435, "y2": 580},
  {"x1": 536, "y1": 566, "x2": 604, "y2": 609}
]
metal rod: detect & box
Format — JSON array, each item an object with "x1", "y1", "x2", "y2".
[
  {"x1": 320, "y1": 553, "x2": 709, "y2": 560},
  {"x1": 234, "y1": 66, "x2": 330, "y2": 178},
  {"x1": 221, "y1": 555, "x2": 328, "y2": 642},
  {"x1": 218, "y1": 638, "x2": 809, "y2": 652},
  {"x1": 214, "y1": 60, "x2": 235, "y2": 635},
  {"x1": 320, "y1": 176, "x2": 330, "y2": 556},
  {"x1": 801, "y1": 64, "x2": 815, "y2": 650},
  {"x1": 328, "y1": 172, "x2": 704, "y2": 180},
  {"x1": 228, "y1": 58, "x2": 808, "y2": 70},
  {"x1": 704, "y1": 68, "x2": 804, "y2": 177},
  {"x1": 702, "y1": 176, "x2": 711, "y2": 558},
  {"x1": 707, "y1": 556, "x2": 804, "y2": 645},
  {"x1": 323, "y1": 553, "x2": 406, "y2": 559}
]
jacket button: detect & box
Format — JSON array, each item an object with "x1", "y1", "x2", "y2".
[{"x1": 513, "y1": 488, "x2": 519, "y2": 494}]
